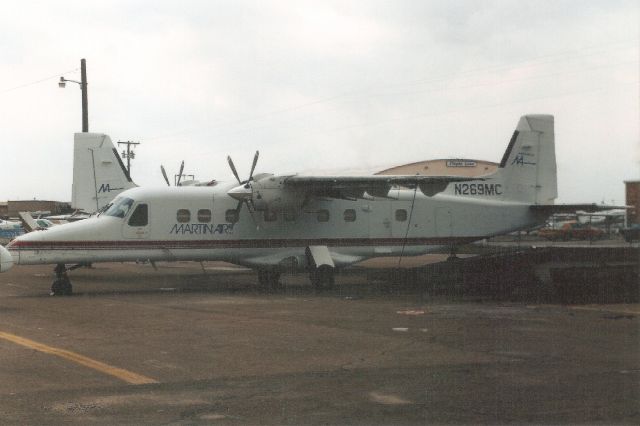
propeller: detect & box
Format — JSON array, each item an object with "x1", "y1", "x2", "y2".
[
  {"x1": 227, "y1": 151, "x2": 260, "y2": 227},
  {"x1": 160, "y1": 160, "x2": 186, "y2": 186},
  {"x1": 176, "y1": 160, "x2": 185, "y2": 186},
  {"x1": 160, "y1": 165, "x2": 170, "y2": 186},
  {"x1": 227, "y1": 151, "x2": 259, "y2": 186},
  {"x1": 227, "y1": 155, "x2": 242, "y2": 185}
]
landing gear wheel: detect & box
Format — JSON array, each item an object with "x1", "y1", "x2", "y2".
[
  {"x1": 50, "y1": 279, "x2": 72, "y2": 296},
  {"x1": 310, "y1": 266, "x2": 335, "y2": 290},
  {"x1": 257, "y1": 269, "x2": 282, "y2": 290},
  {"x1": 446, "y1": 246, "x2": 459, "y2": 262},
  {"x1": 50, "y1": 264, "x2": 73, "y2": 296}
]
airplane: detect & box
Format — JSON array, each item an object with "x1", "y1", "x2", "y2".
[
  {"x1": 18, "y1": 212, "x2": 56, "y2": 232},
  {"x1": 0, "y1": 218, "x2": 25, "y2": 243},
  {"x1": 0, "y1": 114, "x2": 611, "y2": 295},
  {"x1": 576, "y1": 209, "x2": 626, "y2": 225}
]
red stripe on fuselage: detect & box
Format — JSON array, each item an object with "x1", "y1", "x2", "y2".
[{"x1": 8, "y1": 236, "x2": 481, "y2": 250}]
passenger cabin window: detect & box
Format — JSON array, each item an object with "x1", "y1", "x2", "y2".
[
  {"x1": 225, "y1": 209, "x2": 239, "y2": 223},
  {"x1": 128, "y1": 204, "x2": 148, "y2": 227},
  {"x1": 197, "y1": 209, "x2": 212, "y2": 223},
  {"x1": 177, "y1": 209, "x2": 190, "y2": 223},
  {"x1": 317, "y1": 209, "x2": 330, "y2": 222},
  {"x1": 343, "y1": 209, "x2": 356, "y2": 222},
  {"x1": 395, "y1": 209, "x2": 408, "y2": 222},
  {"x1": 104, "y1": 197, "x2": 135, "y2": 218},
  {"x1": 264, "y1": 210, "x2": 277, "y2": 222}
]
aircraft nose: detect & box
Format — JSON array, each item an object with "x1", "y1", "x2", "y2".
[{"x1": 0, "y1": 244, "x2": 13, "y2": 272}]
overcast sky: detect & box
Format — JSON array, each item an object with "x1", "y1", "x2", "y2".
[{"x1": 1, "y1": 0, "x2": 638, "y2": 204}]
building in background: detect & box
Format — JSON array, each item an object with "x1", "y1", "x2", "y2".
[
  {"x1": 6, "y1": 200, "x2": 71, "y2": 219},
  {"x1": 377, "y1": 159, "x2": 498, "y2": 177},
  {"x1": 625, "y1": 180, "x2": 639, "y2": 225}
]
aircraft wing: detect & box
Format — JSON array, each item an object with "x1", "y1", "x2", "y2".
[
  {"x1": 530, "y1": 204, "x2": 630, "y2": 215},
  {"x1": 283, "y1": 175, "x2": 478, "y2": 198}
]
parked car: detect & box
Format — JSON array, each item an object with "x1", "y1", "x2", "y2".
[
  {"x1": 538, "y1": 221, "x2": 605, "y2": 241},
  {"x1": 620, "y1": 224, "x2": 640, "y2": 243}
]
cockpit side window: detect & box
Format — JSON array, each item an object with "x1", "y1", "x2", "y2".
[
  {"x1": 128, "y1": 204, "x2": 148, "y2": 226},
  {"x1": 104, "y1": 197, "x2": 135, "y2": 218}
]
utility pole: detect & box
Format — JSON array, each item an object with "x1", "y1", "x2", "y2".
[
  {"x1": 59, "y1": 58, "x2": 89, "y2": 132},
  {"x1": 117, "y1": 141, "x2": 140, "y2": 175},
  {"x1": 80, "y1": 58, "x2": 88, "y2": 132}
]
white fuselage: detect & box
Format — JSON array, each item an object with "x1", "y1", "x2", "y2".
[{"x1": 6, "y1": 182, "x2": 537, "y2": 270}]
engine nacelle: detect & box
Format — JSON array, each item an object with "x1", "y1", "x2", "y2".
[{"x1": 251, "y1": 175, "x2": 304, "y2": 212}]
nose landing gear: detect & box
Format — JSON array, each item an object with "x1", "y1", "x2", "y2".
[{"x1": 50, "y1": 264, "x2": 73, "y2": 296}]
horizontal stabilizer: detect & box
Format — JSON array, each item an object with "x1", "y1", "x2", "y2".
[{"x1": 18, "y1": 212, "x2": 39, "y2": 233}]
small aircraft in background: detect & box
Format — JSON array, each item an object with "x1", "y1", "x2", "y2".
[
  {"x1": 17, "y1": 212, "x2": 57, "y2": 233},
  {"x1": 576, "y1": 209, "x2": 626, "y2": 226},
  {"x1": 0, "y1": 114, "x2": 619, "y2": 295},
  {"x1": 0, "y1": 218, "x2": 25, "y2": 243}
]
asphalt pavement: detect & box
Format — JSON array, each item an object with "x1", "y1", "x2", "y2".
[{"x1": 0, "y1": 262, "x2": 638, "y2": 424}]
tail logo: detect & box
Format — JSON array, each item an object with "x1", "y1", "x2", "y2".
[
  {"x1": 98, "y1": 183, "x2": 125, "y2": 193},
  {"x1": 511, "y1": 153, "x2": 536, "y2": 166}
]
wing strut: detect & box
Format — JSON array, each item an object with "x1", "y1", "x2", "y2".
[{"x1": 398, "y1": 184, "x2": 419, "y2": 267}]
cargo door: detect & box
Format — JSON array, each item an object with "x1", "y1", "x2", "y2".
[{"x1": 435, "y1": 207, "x2": 453, "y2": 238}]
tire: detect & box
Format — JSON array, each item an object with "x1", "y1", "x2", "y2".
[
  {"x1": 310, "y1": 266, "x2": 335, "y2": 290},
  {"x1": 257, "y1": 269, "x2": 281, "y2": 289},
  {"x1": 50, "y1": 279, "x2": 71, "y2": 296}
]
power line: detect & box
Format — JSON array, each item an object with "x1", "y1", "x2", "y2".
[{"x1": 0, "y1": 68, "x2": 79, "y2": 95}]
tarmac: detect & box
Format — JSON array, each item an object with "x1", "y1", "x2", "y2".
[{"x1": 0, "y1": 261, "x2": 638, "y2": 425}]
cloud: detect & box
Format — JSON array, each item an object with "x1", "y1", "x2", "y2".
[{"x1": 0, "y1": 0, "x2": 637, "y2": 204}]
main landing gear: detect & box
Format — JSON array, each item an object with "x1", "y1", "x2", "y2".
[
  {"x1": 257, "y1": 268, "x2": 282, "y2": 290},
  {"x1": 446, "y1": 245, "x2": 460, "y2": 262},
  {"x1": 50, "y1": 264, "x2": 73, "y2": 296},
  {"x1": 309, "y1": 265, "x2": 335, "y2": 290},
  {"x1": 305, "y1": 246, "x2": 336, "y2": 290}
]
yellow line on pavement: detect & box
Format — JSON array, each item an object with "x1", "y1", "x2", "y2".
[{"x1": 0, "y1": 331, "x2": 158, "y2": 385}]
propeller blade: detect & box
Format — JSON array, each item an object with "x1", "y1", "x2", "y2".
[
  {"x1": 244, "y1": 200, "x2": 260, "y2": 230},
  {"x1": 160, "y1": 165, "x2": 171, "y2": 186},
  {"x1": 248, "y1": 150, "x2": 259, "y2": 183},
  {"x1": 234, "y1": 199, "x2": 243, "y2": 216},
  {"x1": 176, "y1": 160, "x2": 185, "y2": 186},
  {"x1": 227, "y1": 155, "x2": 242, "y2": 184}
]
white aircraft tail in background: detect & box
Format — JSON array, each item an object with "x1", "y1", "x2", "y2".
[{"x1": 71, "y1": 133, "x2": 137, "y2": 213}]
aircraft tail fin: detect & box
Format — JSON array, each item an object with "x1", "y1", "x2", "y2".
[
  {"x1": 71, "y1": 133, "x2": 137, "y2": 213},
  {"x1": 492, "y1": 114, "x2": 557, "y2": 204}
]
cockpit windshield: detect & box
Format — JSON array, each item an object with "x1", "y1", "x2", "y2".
[{"x1": 103, "y1": 197, "x2": 135, "y2": 218}]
